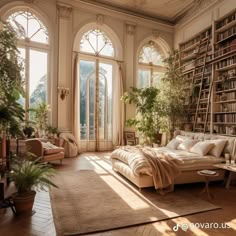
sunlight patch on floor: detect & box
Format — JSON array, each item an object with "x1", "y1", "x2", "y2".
[
  {"x1": 152, "y1": 221, "x2": 176, "y2": 236},
  {"x1": 172, "y1": 218, "x2": 209, "y2": 236},
  {"x1": 100, "y1": 175, "x2": 152, "y2": 210},
  {"x1": 226, "y1": 218, "x2": 236, "y2": 231}
]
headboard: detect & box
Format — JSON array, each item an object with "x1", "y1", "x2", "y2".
[{"x1": 174, "y1": 130, "x2": 236, "y2": 157}]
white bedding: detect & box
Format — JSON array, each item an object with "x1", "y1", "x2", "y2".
[{"x1": 111, "y1": 146, "x2": 224, "y2": 175}]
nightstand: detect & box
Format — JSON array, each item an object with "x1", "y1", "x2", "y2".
[{"x1": 214, "y1": 164, "x2": 236, "y2": 189}]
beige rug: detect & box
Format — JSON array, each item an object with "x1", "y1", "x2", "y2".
[{"x1": 50, "y1": 170, "x2": 220, "y2": 236}]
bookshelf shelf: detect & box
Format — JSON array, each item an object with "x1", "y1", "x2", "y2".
[{"x1": 215, "y1": 19, "x2": 236, "y2": 33}]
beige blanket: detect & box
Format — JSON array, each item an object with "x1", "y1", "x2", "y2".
[{"x1": 121, "y1": 146, "x2": 181, "y2": 192}]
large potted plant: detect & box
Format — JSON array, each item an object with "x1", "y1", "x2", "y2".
[
  {"x1": 9, "y1": 158, "x2": 57, "y2": 215},
  {"x1": 158, "y1": 50, "x2": 187, "y2": 136},
  {"x1": 122, "y1": 87, "x2": 162, "y2": 145},
  {"x1": 0, "y1": 20, "x2": 25, "y2": 135}
]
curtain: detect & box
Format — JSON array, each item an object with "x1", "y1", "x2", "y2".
[
  {"x1": 112, "y1": 62, "x2": 124, "y2": 147},
  {"x1": 72, "y1": 53, "x2": 79, "y2": 147}
]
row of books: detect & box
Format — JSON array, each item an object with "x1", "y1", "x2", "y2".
[
  {"x1": 217, "y1": 26, "x2": 236, "y2": 42},
  {"x1": 215, "y1": 40, "x2": 236, "y2": 57},
  {"x1": 213, "y1": 126, "x2": 236, "y2": 135},
  {"x1": 216, "y1": 56, "x2": 236, "y2": 69},
  {"x1": 216, "y1": 12, "x2": 236, "y2": 30},
  {"x1": 216, "y1": 80, "x2": 236, "y2": 91},
  {"x1": 214, "y1": 114, "x2": 236, "y2": 123},
  {"x1": 180, "y1": 30, "x2": 211, "y2": 51},
  {"x1": 216, "y1": 69, "x2": 236, "y2": 81},
  {"x1": 216, "y1": 103, "x2": 236, "y2": 112},
  {"x1": 215, "y1": 92, "x2": 236, "y2": 101}
]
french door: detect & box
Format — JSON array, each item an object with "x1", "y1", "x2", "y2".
[{"x1": 79, "y1": 58, "x2": 113, "y2": 151}]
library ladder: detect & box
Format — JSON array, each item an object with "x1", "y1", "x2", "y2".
[{"x1": 193, "y1": 36, "x2": 211, "y2": 132}]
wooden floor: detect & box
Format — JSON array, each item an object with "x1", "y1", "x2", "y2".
[{"x1": 1, "y1": 152, "x2": 236, "y2": 236}]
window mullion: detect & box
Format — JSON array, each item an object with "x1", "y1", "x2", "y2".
[{"x1": 25, "y1": 47, "x2": 30, "y2": 121}]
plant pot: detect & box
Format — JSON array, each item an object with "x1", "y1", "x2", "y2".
[{"x1": 12, "y1": 191, "x2": 36, "y2": 215}]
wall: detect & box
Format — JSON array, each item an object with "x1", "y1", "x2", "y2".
[
  {"x1": 174, "y1": 0, "x2": 235, "y2": 48},
  {"x1": 0, "y1": 0, "x2": 173, "y2": 133}
]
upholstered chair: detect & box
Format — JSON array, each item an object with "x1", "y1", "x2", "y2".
[{"x1": 25, "y1": 139, "x2": 65, "y2": 164}]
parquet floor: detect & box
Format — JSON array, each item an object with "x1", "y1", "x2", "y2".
[{"x1": 1, "y1": 153, "x2": 236, "y2": 236}]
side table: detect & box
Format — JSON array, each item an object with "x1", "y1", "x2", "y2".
[
  {"x1": 214, "y1": 164, "x2": 236, "y2": 189},
  {"x1": 197, "y1": 171, "x2": 219, "y2": 201}
]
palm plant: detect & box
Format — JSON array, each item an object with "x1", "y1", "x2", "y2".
[{"x1": 10, "y1": 158, "x2": 57, "y2": 194}]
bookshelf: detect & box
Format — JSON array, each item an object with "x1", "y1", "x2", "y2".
[
  {"x1": 179, "y1": 27, "x2": 212, "y2": 132},
  {"x1": 213, "y1": 9, "x2": 236, "y2": 136}
]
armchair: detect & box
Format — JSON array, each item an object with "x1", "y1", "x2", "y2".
[{"x1": 25, "y1": 139, "x2": 64, "y2": 164}]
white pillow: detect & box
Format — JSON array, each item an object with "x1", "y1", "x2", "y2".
[
  {"x1": 166, "y1": 139, "x2": 181, "y2": 149},
  {"x1": 175, "y1": 135, "x2": 193, "y2": 142},
  {"x1": 177, "y1": 139, "x2": 199, "y2": 152},
  {"x1": 205, "y1": 139, "x2": 227, "y2": 158},
  {"x1": 190, "y1": 141, "x2": 214, "y2": 156}
]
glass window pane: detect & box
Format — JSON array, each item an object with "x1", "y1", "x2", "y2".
[
  {"x1": 89, "y1": 75, "x2": 95, "y2": 140},
  {"x1": 29, "y1": 50, "x2": 47, "y2": 120},
  {"x1": 17, "y1": 47, "x2": 26, "y2": 108},
  {"x1": 80, "y1": 29, "x2": 114, "y2": 57},
  {"x1": 7, "y1": 10, "x2": 48, "y2": 44},
  {"x1": 138, "y1": 69, "x2": 151, "y2": 88},
  {"x1": 139, "y1": 41, "x2": 163, "y2": 66},
  {"x1": 79, "y1": 60, "x2": 95, "y2": 140},
  {"x1": 99, "y1": 63, "x2": 112, "y2": 140}
]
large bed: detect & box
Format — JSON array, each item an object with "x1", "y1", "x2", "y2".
[{"x1": 111, "y1": 130, "x2": 236, "y2": 190}]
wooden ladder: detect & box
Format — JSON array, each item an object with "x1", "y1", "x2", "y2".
[{"x1": 193, "y1": 36, "x2": 211, "y2": 132}]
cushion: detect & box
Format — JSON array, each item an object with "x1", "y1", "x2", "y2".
[
  {"x1": 175, "y1": 135, "x2": 193, "y2": 142},
  {"x1": 190, "y1": 141, "x2": 214, "y2": 156},
  {"x1": 42, "y1": 142, "x2": 64, "y2": 155},
  {"x1": 166, "y1": 139, "x2": 181, "y2": 149},
  {"x1": 205, "y1": 139, "x2": 227, "y2": 158},
  {"x1": 177, "y1": 139, "x2": 199, "y2": 152}
]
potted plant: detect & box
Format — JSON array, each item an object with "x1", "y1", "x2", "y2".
[
  {"x1": 122, "y1": 86, "x2": 162, "y2": 145},
  {"x1": 9, "y1": 158, "x2": 57, "y2": 215},
  {"x1": 0, "y1": 20, "x2": 25, "y2": 137},
  {"x1": 158, "y1": 50, "x2": 187, "y2": 136}
]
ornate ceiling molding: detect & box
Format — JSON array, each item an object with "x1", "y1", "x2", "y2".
[{"x1": 126, "y1": 22, "x2": 136, "y2": 35}]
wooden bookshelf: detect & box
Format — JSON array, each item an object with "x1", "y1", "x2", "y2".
[
  {"x1": 213, "y1": 9, "x2": 236, "y2": 136},
  {"x1": 179, "y1": 27, "x2": 212, "y2": 132}
]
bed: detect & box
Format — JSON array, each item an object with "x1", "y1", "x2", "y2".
[{"x1": 111, "y1": 130, "x2": 236, "y2": 190}]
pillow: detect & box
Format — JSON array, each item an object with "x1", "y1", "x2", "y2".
[
  {"x1": 166, "y1": 139, "x2": 181, "y2": 149},
  {"x1": 177, "y1": 139, "x2": 199, "y2": 152},
  {"x1": 175, "y1": 135, "x2": 193, "y2": 142},
  {"x1": 190, "y1": 141, "x2": 214, "y2": 156},
  {"x1": 205, "y1": 139, "x2": 227, "y2": 158}
]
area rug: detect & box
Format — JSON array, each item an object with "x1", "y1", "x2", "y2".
[{"x1": 50, "y1": 170, "x2": 220, "y2": 236}]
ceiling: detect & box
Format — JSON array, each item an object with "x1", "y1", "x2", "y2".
[{"x1": 80, "y1": 0, "x2": 203, "y2": 24}]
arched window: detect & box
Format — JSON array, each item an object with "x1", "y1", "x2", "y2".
[
  {"x1": 7, "y1": 10, "x2": 49, "y2": 120},
  {"x1": 137, "y1": 40, "x2": 165, "y2": 88},
  {"x1": 78, "y1": 28, "x2": 114, "y2": 151}
]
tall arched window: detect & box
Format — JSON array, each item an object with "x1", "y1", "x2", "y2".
[
  {"x1": 7, "y1": 10, "x2": 49, "y2": 120},
  {"x1": 79, "y1": 28, "x2": 114, "y2": 151},
  {"x1": 138, "y1": 40, "x2": 165, "y2": 88}
]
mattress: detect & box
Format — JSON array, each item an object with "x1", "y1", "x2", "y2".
[{"x1": 111, "y1": 146, "x2": 224, "y2": 175}]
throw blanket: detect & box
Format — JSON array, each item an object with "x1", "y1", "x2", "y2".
[{"x1": 121, "y1": 146, "x2": 182, "y2": 193}]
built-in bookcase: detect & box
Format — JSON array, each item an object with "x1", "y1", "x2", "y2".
[
  {"x1": 213, "y1": 9, "x2": 236, "y2": 136},
  {"x1": 179, "y1": 27, "x2": 213, "y2": 133}
]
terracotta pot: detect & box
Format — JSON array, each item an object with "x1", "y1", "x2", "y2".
[{"x1": 12, "y1": 191, "x2": 36, "y2": 215}]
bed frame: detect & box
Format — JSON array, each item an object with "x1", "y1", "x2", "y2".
[{"x1": 112, "y1": 130, "x2": 236, "y2": 190}]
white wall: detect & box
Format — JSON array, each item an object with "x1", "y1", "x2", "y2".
[{"x1": 0, "y1": 0, "x2": 174, "y2": 132}]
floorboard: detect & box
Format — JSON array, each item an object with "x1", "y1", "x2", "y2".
[{"x1": 1, "y1": 152, "x2": 236, "y2": 235}]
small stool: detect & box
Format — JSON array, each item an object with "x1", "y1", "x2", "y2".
[{"x1": 197, "y1": 171, "x2": 219, "y2": 201}]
